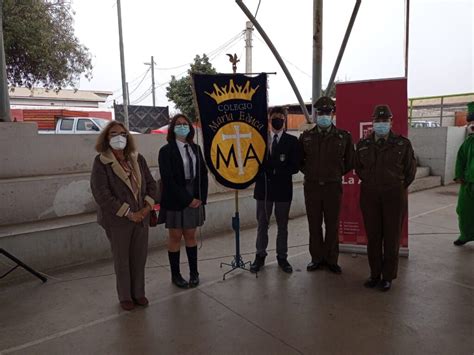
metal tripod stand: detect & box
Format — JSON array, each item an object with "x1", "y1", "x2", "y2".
[
  {"x1": 220, "y1": 191, "x2": 257, "y2": 280},
  {"x1": 0, "y1": 248, "x2": 47, "y2": 283}
]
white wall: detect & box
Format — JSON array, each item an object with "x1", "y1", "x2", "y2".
[
  {"x1": 409, "y1": 127, "x2": 466, "y2": 184},
  {"x1": 0, "y1": 122, "x2": 305, "y2": 272}
]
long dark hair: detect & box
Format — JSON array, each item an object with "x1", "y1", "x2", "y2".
[{"x1": 167, "y1": 113, "x2": 195, "y2": 144}]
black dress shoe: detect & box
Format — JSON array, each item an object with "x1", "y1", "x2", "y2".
[
  {"x1": 327, "y1": 264, "x2": 342, "y2": 274},
  {"x1": 277, "y1": 259, "x2": 293, "y2": 273},
  {"x1": 377, "y1": 279, "x2": 392, "y2": 292},
  {"x1": 307, "y1": 261, "x2": 323, "y2": 271},
  {"x1": 363, "y1": 277, "x2": 380, "y2": 288},
  {"x1": 453, "y1": 238, "x2": 467, "y2": 246},
  {"x1": 250, "y1": 255, "x2": 265, "y2": 273},
  {"x1": 189, "y1": 273, "x2": 200, "y2": 288},
  {"x1": 172, "y1": 274, "x2": 189, "y2": 289}
]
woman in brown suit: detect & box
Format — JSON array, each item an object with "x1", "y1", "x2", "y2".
[{"x1": 91, "y1": 121, "x2": 157, "y2": 311}]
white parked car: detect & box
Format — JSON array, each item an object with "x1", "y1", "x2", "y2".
[
  {"x1": 40, "y1": 117, "x2": 109, "y2": 134},
  {"x1": 410, "y1": 120, "x2": 440, "y2": 128}
]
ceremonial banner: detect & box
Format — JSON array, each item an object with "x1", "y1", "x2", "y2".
[
  {"x1": 192, "y1": 73, "x2": 268, "y2": 189},
  {"x1": 336, "y1": 78, "x2": 409, "y2": 255}
]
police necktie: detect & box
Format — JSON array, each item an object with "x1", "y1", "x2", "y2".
[
  {"x1": 184, "y1": 144, "x2": 194, "y2": 179},
  {"x1": 271, "y1": 134, "x2": 278, "y2": 157}
]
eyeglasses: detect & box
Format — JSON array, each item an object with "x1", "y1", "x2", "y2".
[{"x1": 110, "y1": 132, "x2": 128, "y2": 137}]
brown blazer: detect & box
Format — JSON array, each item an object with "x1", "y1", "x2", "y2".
[{"x1": 90, "y1": 150, "x2": 157, "y2": 229}]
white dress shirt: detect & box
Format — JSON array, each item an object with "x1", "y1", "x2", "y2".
[
  {"x1": 176, "y1": 140, "x2": 197, "y2": 180},
  {"x1": 269, "y1": 130, "x2": 283, "y2": 153}
]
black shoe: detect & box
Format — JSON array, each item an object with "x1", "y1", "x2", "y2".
[
  {"x1": 189, "y1": 273, "x2": 199, "y2": 288},
  {"x1": 250, "y1": 255, "x2": 265, "y2": 273},
  {"x1": 277, "y1": 259, "x2": 293, "y2": 273},
  {"x1": 453, "y1": 238, "x2": 467, "y2": 246},
  {"x1": 377, "y1": 279, "x2": 392, "y2": 292},
  {"x1": 327, "y1": 264, "x2": 342, "y2": 274},
  {"x1": 172, "y1": 274, "x2": 189, "y2": 289},
  {"x1": 363, "y1": 277, "x2": 380, "y2": 288},
  {"x1": 306, "y1": 261, "x2": 323, "y2": 271}
]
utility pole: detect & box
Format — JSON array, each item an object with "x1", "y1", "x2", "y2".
[
  {"x1": 313, "y1": 0, "x2": 323, "y2": 121},
  {"x1": 144, "y1": 56, "x2": 156, "y2": 107},
  {"x1": 116, "y1": 0, "x2": 129, "y2": 128},
  {"x1": 404, "y1": 0, "x2": 410, "y2": 78},
  {"x1": 126, "y1": 82, "x2": 130, "y2": 106},
  {"x1": 235, "y1": 0, "x2": 310, "y2": 122},
  {"x1": 245, "y1": 21, "x2": 253, "y2": 74},
  {"x1": 0, "y1": 0, "x2": 11, "y2": 122}
]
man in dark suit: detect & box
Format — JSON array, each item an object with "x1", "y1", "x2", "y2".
[{"x1": 250, "y1": 106, "x2": 301, "y2": 273}]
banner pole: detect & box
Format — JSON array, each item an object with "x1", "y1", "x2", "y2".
[{"x1": 218, "y1": 56, "x2": 254, "y2": 279}]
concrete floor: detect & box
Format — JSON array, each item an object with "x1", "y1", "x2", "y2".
[{"x1": 0, "y1": 185, "x2": 473, "y2": 355}]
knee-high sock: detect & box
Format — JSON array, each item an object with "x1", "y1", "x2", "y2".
[
  {"x1": 168, "y1": 251, "x2": 181, "y2": 277},
  {"x1": 186, "y1": 246, "x2": 198, "y2": 276}
]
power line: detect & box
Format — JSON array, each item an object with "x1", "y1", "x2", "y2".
[
  {"x1": 254, "y1": 0, "x2": 262, "y2": 18},
  {"x1": 254, "y1": 33, "x2": 312, "y2": 78},
  {"x1": 131, "y1": 85, "x2": 153, "y2": 105},
  {"x1": 154, "y1": 31, "x2": 244, "y2": 71},
  {"x1": 127, "y1": 67, "x2": 151, "y2": 97},
  {"x1": 111, "y1": 31, "x2": 245, "y2": 105}
]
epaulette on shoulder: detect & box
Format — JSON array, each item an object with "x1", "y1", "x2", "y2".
[
  {"x1": 395, "y1": 134, "x2": 411, "y2": 145},
  {"x1": 357, "y1": 138, "x2": 370, "y2": 147}
]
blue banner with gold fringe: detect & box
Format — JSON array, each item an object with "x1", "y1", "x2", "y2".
[{"x1": 192, "y1": 73, "x2": 268, "y2": 189}]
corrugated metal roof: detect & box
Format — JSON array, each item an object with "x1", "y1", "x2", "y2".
[{"x1": 9, "y1": 87, "x2": 113, "y2": 102}]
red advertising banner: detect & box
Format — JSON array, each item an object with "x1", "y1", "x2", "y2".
[{"x1": 336, "y1": 78, "x2": 409, "y2": 256}]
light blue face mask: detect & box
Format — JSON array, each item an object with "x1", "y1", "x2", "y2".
[
  {"x1": 174, "y1": 124, "x2": 190, "y2": 137},
  {"x1": 316, "y1": 115, "x2": 332, "y2": 128},
  {"x1": 373, "y1": 122, "x2": 391, "y2": 136}
]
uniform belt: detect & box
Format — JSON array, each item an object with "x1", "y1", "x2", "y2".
[
  {"x1": 304, "y1": 179, "x2": 341, "y2": 185},
  {"x1": 318, "y1": 181, "x2": 340, "y2": 186}
]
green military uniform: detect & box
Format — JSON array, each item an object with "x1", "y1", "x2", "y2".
[
  {"x1": 454, "y1": 116, "x2": 474, "y2": 245},
  {"x1": 300, "y1": 97, "x2": 354, "y2": 268},
  {"x1": 355, "y1": 106, "x2": 416, "y2": 283}
]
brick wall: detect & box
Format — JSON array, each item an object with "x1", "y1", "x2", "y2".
[{"x1": 10, "y1": 109, "x2": 112, "y2": 130}]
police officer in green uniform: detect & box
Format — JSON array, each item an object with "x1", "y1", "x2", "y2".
[
  {"x1": 355, "y1": 104, "x2": 416, "y2": 291},
  {"x1": 300, "y1": 96, "x2": 354, "y2": 274}
]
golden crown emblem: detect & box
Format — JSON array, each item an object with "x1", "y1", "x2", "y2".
[{"x1": 205, "y1": 79, "x2": 259, "y2": 104}]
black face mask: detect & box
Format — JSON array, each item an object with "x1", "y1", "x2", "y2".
[{"x1": 271, "y1": 118, "x2": 284, "y2": 130}]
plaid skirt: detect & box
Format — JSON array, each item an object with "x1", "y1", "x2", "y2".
[{"x1": 158, "y1": 181, "x2": 205, "y2": 229}]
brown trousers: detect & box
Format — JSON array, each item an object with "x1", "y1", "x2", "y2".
[
  {"x1": 105, "y1": 223, "x2": 149, "y2": 302},
  {"x1": 360, "y1": 184, "x2": 407, "y2": 281},
  {"x1": 304, "y1": 182, "x2": 342, "y2": 265}
]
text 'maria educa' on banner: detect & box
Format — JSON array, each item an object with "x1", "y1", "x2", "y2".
[{"x1": 192, "y1": 73, "x2": 268, "y2": 190}]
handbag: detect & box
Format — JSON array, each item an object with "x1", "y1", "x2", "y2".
[
  {"x1": 149, "y1": 178, "x2": 162, "y2": 227},
  {"x1": 149, "y1": 209, "x2": 158, "y2": 227},
  {"x1": 156, "y1": 178, "x2": 163, "y2": 204}
]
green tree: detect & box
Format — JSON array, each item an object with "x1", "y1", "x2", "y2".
[
  {"x1": 166, "y1": 54, "x2": 217, "y2": 121},
  {"x1": 3, "y1": 0, "x2": 92, "y2": 90}
]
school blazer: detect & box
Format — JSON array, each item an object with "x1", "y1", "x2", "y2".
[
  {"x1": 158, "y1": 140, "x2": 209, "y2": 211},
  {"x1": 253, "y1": 132, "x2": 301, "y2": 202}
]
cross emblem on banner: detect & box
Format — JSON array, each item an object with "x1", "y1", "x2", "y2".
[{"x1": 221, "y1": 124, "x2": 252, "y2": 175}]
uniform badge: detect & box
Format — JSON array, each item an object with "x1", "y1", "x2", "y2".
[{"x1": 280, "y1": 154, "x2": 286, "y2": 162}]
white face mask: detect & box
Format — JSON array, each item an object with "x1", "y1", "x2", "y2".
[{"x1": 109, "y1": 135, "x2": 127, "y2": 150}]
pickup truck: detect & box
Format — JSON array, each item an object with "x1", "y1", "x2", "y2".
[{"x1": 39, "y1": 117, "x2": 110, "y2": 134}]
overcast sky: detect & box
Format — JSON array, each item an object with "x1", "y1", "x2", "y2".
[{"x1": 72, "y1": 0, "x2": 473, "y2": 109}]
